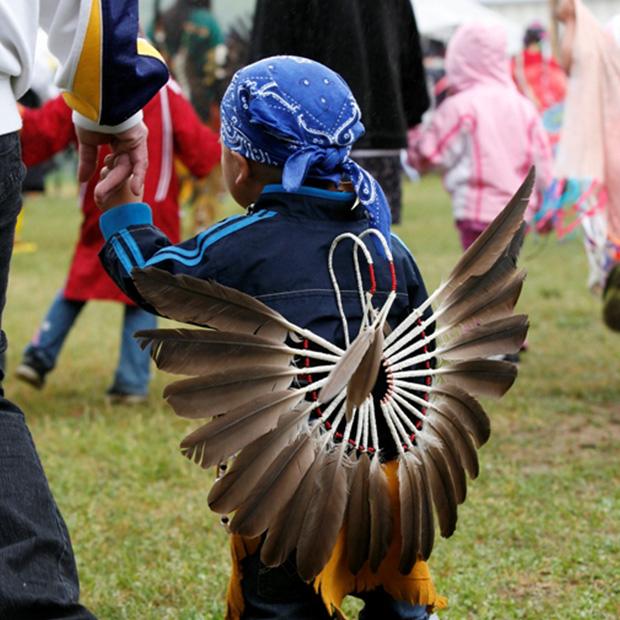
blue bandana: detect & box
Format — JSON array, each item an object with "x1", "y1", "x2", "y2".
[{"x1": 220, "y1": 56, "x2": 392, "y2": 247}]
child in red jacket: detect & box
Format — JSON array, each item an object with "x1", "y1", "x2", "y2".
[{"x1": 15, "y1": 80, "x2": 220, "y2": 401}]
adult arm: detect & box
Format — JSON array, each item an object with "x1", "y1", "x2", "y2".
[
  {"x1": 39, "y1": 1, "x2": 169, "y2": 201},
  {"x1": 400, "y1": 1, "x2": 430, "y2": 127}
]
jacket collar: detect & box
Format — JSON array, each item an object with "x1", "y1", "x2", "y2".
[{"x1": 252, "y1": 184, "x2": 363, "y2": 221}]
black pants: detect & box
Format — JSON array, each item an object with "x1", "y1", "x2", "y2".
[{"x1": 0, "y1": 131, "x2": 96, "y2": 619}]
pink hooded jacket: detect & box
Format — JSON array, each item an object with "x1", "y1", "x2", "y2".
[{"x1": 408, "y1": 22, "x2": 552, "y2": 224}]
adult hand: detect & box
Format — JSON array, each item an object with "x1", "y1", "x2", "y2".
[{"x1": 75, "y1": 121, "x2": 149, "y2": 206}]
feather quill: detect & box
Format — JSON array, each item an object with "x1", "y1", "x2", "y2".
[
  {"x1": 133, "y1": 267, "x2": 290, "y2": 341},
  {"x1": 180, "y1": 390, "x2": 304, "y2": 468},
  {"x1": 346, "y1": 329, "x2": 385, "y2": 420},
  {"x1": 230, "y1": 432, "x2": 315, "y2": 537},
  {"x1": 320, "y1": 328, "x2": 374, "y2": 403}
]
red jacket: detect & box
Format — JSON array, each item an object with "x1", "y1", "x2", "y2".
[{"x1": 20, "y1": 81, "x2": 220, "y2": 304}]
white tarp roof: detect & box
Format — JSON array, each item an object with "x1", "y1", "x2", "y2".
[{"x1": 412, "y1": 0, "x2": 523, "y2": 52}]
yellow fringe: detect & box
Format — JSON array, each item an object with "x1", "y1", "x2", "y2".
[
  {"x1": 225, "y1": 535, "x2": 260, "y2": 620},
  {"x1": 313, "y1": 461, "x2": 447, "y2": 617},
  {"x1": 225, "y1": 461, "x2": 447, "y2": 619}
]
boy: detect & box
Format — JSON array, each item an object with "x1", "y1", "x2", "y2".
[{"x1": 98, "y1": 57, "x2": 443, "y2": 619}]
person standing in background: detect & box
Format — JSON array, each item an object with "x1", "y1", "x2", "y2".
[
  {"x1": 0, "y1": 2, "x2": 168, "y2": 616},
  {"x1": 250, "y1": 0, "x2": 430, "y2": 224}
]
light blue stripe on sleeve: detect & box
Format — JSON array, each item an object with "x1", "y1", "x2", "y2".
[
  {"x1": 153, "y1": 215, "x2": 245, "y2": 259},
  {"x1": 146, "y1": 211, "x2": 277, "y2": 267},
  {"x1": 121, "y1": 230, "x2": 145, "y2": 267},
  {"x1": 111, "y1": 237, "x2": 135, "y2": 275}
]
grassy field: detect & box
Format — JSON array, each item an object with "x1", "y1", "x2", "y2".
[{"x1": 5, "y1": 176, "x2": 620, "y2": 619}]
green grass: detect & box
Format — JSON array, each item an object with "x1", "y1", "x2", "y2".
[{"x1": 5, "y1": 176, "x2": 620, "y2": 619}]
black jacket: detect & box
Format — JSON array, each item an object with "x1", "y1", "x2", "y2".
[{"x1": 250, "y1": 0, "x2": 430, "y2": 150}]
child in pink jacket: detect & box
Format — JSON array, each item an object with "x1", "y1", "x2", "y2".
[{"x1": 408, "y1": 21, "x2": 553, "y2": 249}]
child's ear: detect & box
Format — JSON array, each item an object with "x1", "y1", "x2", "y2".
[{"x1": 231, "y1": 150, "x2": 251, "y2": 185}]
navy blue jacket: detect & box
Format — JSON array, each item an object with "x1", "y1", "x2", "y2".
[{"x1": 99, "y1": 184, "x2": 430, "y2": 347}]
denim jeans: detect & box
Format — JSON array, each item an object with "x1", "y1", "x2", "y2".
[
  {"x1": 241, "y1": 550, "x2": 430, "y2": 620},
  {"x1": 0, "y1": 131, "x2": 96, "y2": 618},
  {"x1": 25, "y1": 291, "x2": 156, "y2": 394}
]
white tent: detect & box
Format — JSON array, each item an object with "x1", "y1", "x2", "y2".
[{"x1": 412, "y1": 0, "x2": 524, "y2": 52}]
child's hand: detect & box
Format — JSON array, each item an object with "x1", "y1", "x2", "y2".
[{"x1": 97, "y1": 153, "x2": 144, "y2": 211}]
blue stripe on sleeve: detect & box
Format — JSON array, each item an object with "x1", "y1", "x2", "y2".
[
  {"x1": 120, "y1": 230, "x2": 145, "y2": 267},
  {"x1": 111, "y1": 237, "x2": 135, "y2": 275},
  {"x1": 100, "y1": 203, "x2": 153, "y2": 240},
  {"x1": 155, "y1": 215, "x2": 246, "y2": 259},
  {"x1": 146, "y1": 211, "x2": 277, "y2": 267}
]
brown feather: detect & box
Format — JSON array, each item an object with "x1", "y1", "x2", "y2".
[
  {"x1": 440, "y1": 315, "x2": 529, "y2": 361},
  {"x1": 417, "y1": 461, "x2": 435, "y2": 561},
  {"x1": 425, "y1": 431, "x2": 467, "y2": 505},
  {"x1": 163, "y1": 366, "x2": 294, "y2": 419},
  {"x1": 320, "y1": 328, "x2": 374, "y2": 404},
  {"x1": 180, "y1": 390, "x2": 304, "y2": 468},
  {"x1": 132, "y1": 267, "x2": 289, "y2": 341},
  {"x1": 439, "y1": 257, "x2": 525, "y2": 328},
  {"x1": 440, "y1": 168, "x2": 535, "y2": 298},
  {"x1": 136, "y1": 329, "x2": 293, "y2": 376},
  {"x1": 208, "y1": 406, "x2": 309, "y2": 514},
  {"x1": 296, "y1": 450, "x2": 349, "y2": 581},
  {"x1": 421, "y1": 445, "x2": 458, "y2": 538},
  {"x1": 437, "y1": 359, "x2": 518, "y2": 398},
  {"x1": 230, "y1": 432, "x2": 315, "y2": 537},
  {"x1": 345, "y1": 453, "x2": 371, "y2": 574},
  {"x1": 368, "y1": 456, "x2": 393, "y2": 572},
  {"x1": 261, "y1": 451, "x2": 324, "y2": 568},
  {"x1": 398, "y1": 452, "x2": 422, "y2": 573},
  {"x1": 346, "y1": 329, "x2": 385, "y2": 420},
  {"x1": 426, "y1": 411, "x2": 479, "y2": 479},
  {"x1": 431, "y1": 385, "x2": 490, "y2": 447}
]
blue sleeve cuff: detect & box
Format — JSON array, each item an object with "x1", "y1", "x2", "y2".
[{"x1": 99, "y1": 203, "x2": 153, "y2": 241}]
